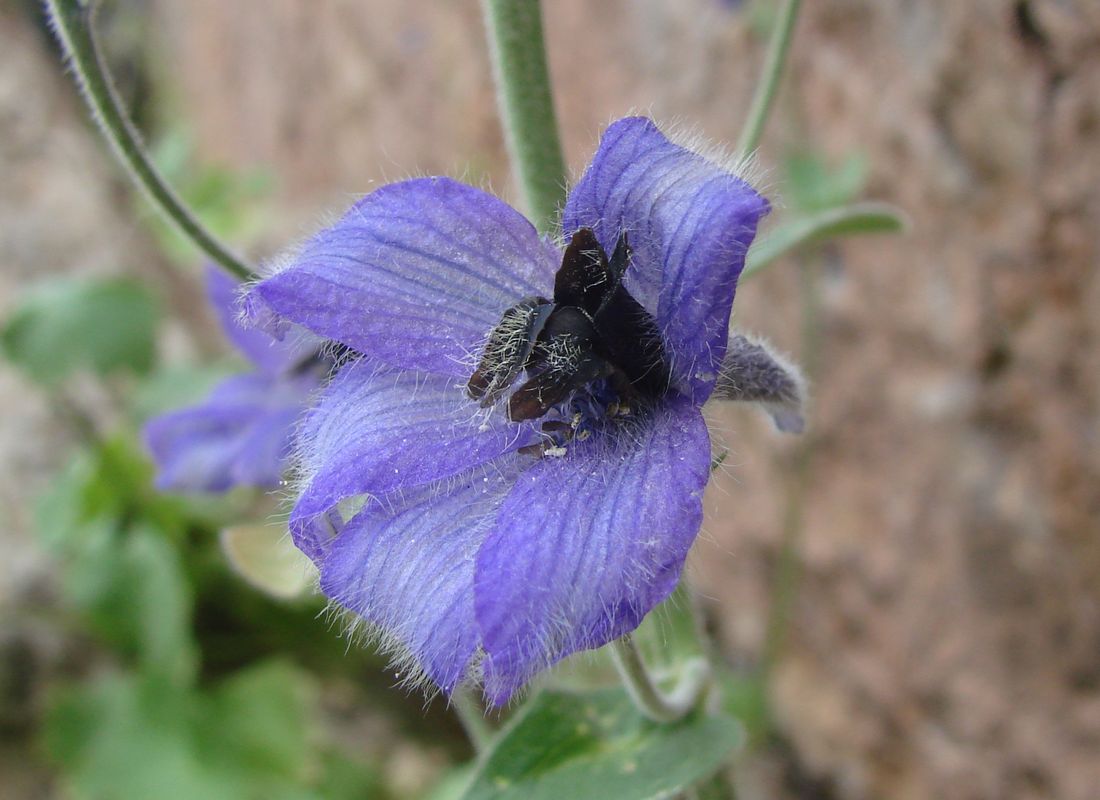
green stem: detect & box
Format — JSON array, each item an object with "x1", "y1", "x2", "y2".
[
  {"x1": 44, "y1": 0, "x2": 254, "y2": 280},
  {"x1": 762, "y1": 254, "x2": 820, "y2": 672},
  {"x1": 735, "y1": 0, "x2": 802, "y2": 156},
  {"x1": 481, "y1": 0, "x2": 568, "y2": 235},
  {"x1": 451, "y1": 688, "x2": 493, "y2": 755},
  {"x1": 609, "y1": 635, "x2": 711, "y2": 724}
]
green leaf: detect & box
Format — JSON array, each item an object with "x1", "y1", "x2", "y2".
[
  {"x1": 79, "y1": 436, "x2": 169, "y2": 525},
  {"x1": 196, "y1": 661, "x2": 383, "y2": 799},
  {"x1": 220, "y1": 522, "x2": 316, "y2": 600},
  {"x1": 198, "y1": 660, "x2": 316, "y2": 783},
  {"x1": 43, "y1": 673, "x2": 238, "y2": 800},
  {"x1": 783, "y1": 150, "x2": 869, "y2": 212},
  {"x1": 1, "y1": 277, "x2": 157, "y2": 384},
  {"x1": 32, "y1": 439, "x2": 198, "y2": 682},
  {"x1": 64, "y1": 524, "x2": 197, "y2": 683},
  {"x1": 34, "y1": 433, "x2": 202, "y2": 552},
  {"x1": 744, "y1": 201, "x2": 908, "y2": 278},
  {"x1": 461, "y1": 688, "x2": 743, "y2": 800},
  {"x1": 43, "y1": 664, "x2": 368, "y2": 800},
  {"x1": 33, "y1": 449, "x2": 99, "y2": 553}
]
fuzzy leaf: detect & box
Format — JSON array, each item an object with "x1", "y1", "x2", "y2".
[{"x1": 461, "y1": 688, "x2": 742, "y2": 800}]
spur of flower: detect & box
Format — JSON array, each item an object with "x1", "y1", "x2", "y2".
[
  {"x1": 144, "y1": 267, "x2": 332, "y2": 492},
  {"x1": 246, "y1": 116, "x2": 800, "y2": 703}
]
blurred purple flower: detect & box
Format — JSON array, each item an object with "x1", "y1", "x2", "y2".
[
  {"x1": 246, "y1": 117, "x2": 770, "y2": 702},
  {"x1": 144, "y1": 267, "x2": 330, "y2": 493}
]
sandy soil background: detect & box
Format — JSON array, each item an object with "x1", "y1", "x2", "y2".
[{"x1": 2, "y1": 1, "x2": 1098, "y2": 798}]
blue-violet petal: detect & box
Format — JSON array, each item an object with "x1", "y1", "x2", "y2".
[
  {"x1": 475, "y1": 398, "x2": 711, "y2": 703},
  {"x1": 249, "y1": 177, "x2": 559, "y2": 377},
  {"x1": 562, "y1": 117, "x2": 769, "y2": 403}
]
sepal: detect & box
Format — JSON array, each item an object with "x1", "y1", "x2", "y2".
[{"x1": 713, "y1": 333, "x2": 806, "y2": 433}]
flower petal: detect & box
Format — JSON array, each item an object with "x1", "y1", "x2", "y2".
[
  {"x1": 205, "y1": 267, "x2": 316, "y2": 375},
  {"x1": 475, "y1": 399, "x2": 711, "y2": 703},
  {"x1": 562, "y1": 117, "x2": 770, "y2": 402},
  {"x1": 144, "y1": 374, "x2": 302, "y2": 492},
  {"x1": 290, "y1": 358, "x2": 539, "y2": 557},
  {"x1": 228, "y1": 405, "x2": 301, "y2": 486},
  {"x1": 319, "y1": 463, "x2": 518, "y2": 694},
  {"x1": 249, "y1": 178, "x2": 559, "y2": 377}
]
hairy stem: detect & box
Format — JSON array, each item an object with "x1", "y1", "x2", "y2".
[
  {"x1": 45, "y1": 0, "x2": 254, "y2": 280},
  {"x1": 451, "y1": 688, "x2": 494, "y2": 755},
  {"x1": 481, "y1": 0, "x2": 568, "y2": 235},
  {"x1": 610, "y1": 635, "x2": 711, "y2": 724},
  {"x1": 735, "y1": 0, "x2": 803, "y2": 156}
]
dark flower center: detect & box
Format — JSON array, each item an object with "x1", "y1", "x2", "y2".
[{"x1": 467, "y1": 228, "x2": 671, "y2": 440}]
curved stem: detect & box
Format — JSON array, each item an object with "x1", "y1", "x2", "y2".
[
  {"x1": 480, "y1": 0, "x2": 568, "y2": 236},
  {"x1": 451, "y1": 687, "x2": 493, "y2": 755},
  {"x1": 735, "y1": 0, "x2": 803, "y2": 157},
  {"x1": 609, "y1": 635, "x2": 711, "y2": 724},
  {"x1": 45, "y1": 0, "x2": 254, "y2": 280}
]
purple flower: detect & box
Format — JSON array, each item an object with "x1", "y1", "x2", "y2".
[
  {"x1": 144, "y1": 267, "x2": 329, "y2": 493},
  {"x1": 246, "y1": 117, "x2": 770, "y2": 702}
]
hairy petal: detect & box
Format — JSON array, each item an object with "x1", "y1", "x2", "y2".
[
  {"x1": 248, "y1": 178, "x2": 559, "y2": 377},
  {"x1": 562, "y1": 117, "x2": 769, "y2": 402},
  {"x1": 290, "y1": 359, "x2": 538, "y2": 559},
  {"x1": 206, "y1": 267, "x2": 316, "y2": 375},
  {"x1": 475, "y1": 399, "x2": 711, "y2": 704},
  {"x1": 144, "y1": 373, "x2": 308, "y2": 492},
  {"x1": 320, "y1": 464, "x2": 518, "y2": 694}
]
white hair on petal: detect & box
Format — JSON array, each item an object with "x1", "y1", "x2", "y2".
[
  {"x1": 245, "y1": 156, "x2": 506, "y2": 293},
  {"x1": 659, "y1": 116, "x2": 773, "y2": 196},
  {"x1": 322, "y1": 602, "x2": 444, "y2": 699},
  {"x1": 569, "y1": 108, "x2": 773, "y2": 202},
  {"x1": 314, "y1": 457, "x2": 534, "y2": 701}
]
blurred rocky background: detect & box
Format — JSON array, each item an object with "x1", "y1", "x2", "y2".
[{"x1": 1, "y1": 1, "x2": 1098, "y2": 798}]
